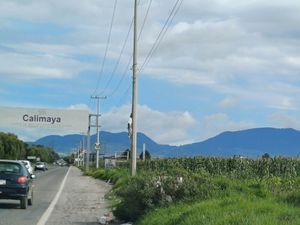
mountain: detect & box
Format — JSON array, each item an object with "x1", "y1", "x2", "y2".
[
  {"x1": 34, "y1": 131, "x2": 174, "y2": 156},
  {"x1": 172, "y1": 127, "x2": 300, "y2": 157},
  {"x1": 34, "y1": 128, "x2": 300, "y2": 157}
]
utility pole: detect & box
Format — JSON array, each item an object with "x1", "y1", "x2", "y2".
[
  {"x1": 91, "y1": 95, "x2": 106, "y2": 168},
  {"x1": 143, "y1": 143, "x2": 146, "y2": 161},
  {"x1": 86, "y1": 115, "x2": 91, "y2": 171},
  {"x1": 82, "y1": 136, "x2": 85, "y2": 167},
  {"x1": 77, "y1": 142, "x2": 81, "y2": 166},
  {"x1": 131, "y1": 0, "x2": 138, "y2": 176}
]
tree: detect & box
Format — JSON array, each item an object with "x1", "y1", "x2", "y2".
[
  {"x1": 0, "y1": 132, "x2": 59, "y2": 162},
  {"x1": 262, "y1": 153, "x2": 271, "y2": 160},
  {"x1": 0, "y1": 132, "x2": 23, "y2": 159},
  {"x1": 139, "y1": 150, "x2": 151, "y2": 160}
]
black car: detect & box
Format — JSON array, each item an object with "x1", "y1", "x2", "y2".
[{"x1": 0, "y1": 160, "x2": 35, "y2": 209}]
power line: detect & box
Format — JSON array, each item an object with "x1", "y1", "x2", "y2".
[
  {"x1": 100, "y1": 16, "x2": 133, "y2": 96},
  {"x1": 91, "y1": 0, "x2": 118, "y2": 96},
  {"x1": 108, "y1": 55, "x2": 132, "y2": 97},
  {"x1": 109, "y1": 0, "x2": 184, "y2": 106},
  {"x1": 138, "y1": 0, "x2": 153, "y2": 40},
  {"x1": 102, "y1": 0, "x2": 152, "y2": 98},
  {"x1": 89, "y1": 0, "x2": 184, "y2": 108},
  {"x1": 140, "y1": 0, "x2": 184, "y2": 72},
  {"x1": 118, "y1": 83, "x2": 132, "y2": 106}
]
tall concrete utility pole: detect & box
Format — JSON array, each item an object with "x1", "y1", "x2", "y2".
[
  {"x1": 131, "y1": 0, "x2": 138, "y2": 176},
  {"x1": 91, "y1": 95, "x2": 106, "y2": 168},
  {"x1": 86, "y1": 115, "x2": 91, "y2": 171},
  {"x1": 143, "y1": 143, "x2": 146, "y2": 161},
  {"x1": 82, "y1": 135, "x2": 85, "y2": 167}
]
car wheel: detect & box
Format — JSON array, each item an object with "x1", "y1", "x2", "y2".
[
  {"x1": 20, "y1": 196, "x2": 28, "y2": 209},
  {"x1": 28, "y1": 191, "x2": 33, "y2": 205}
]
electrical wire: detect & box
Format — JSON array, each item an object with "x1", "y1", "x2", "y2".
[
  {"x1": 91, "y1": 0, "x2": 118, "y2": 96},
  {"x1": 108, "y1": 55, "x2": 132, "y2": 97},
  {"x1": 100, "y1": 18, "x2": 133, "y2": 96},
  {"x1": 103, "y1": 0, "x2": 152, "y2": 98},
  {"x1": 111, "y1": 0, "x2": 184, "y2": 106},
  {"x1": 118, "y1": 83, "x2": 132, "y2": 106},
  {"x1": 139, "y1": 0, "x2": 184, "y2": 72},
  {"x1": 138, "y1": 0, "x2": 153, "y2": 41},
  {"x1": 89, "y1": 0, "x2": 184, "y2": 108}
]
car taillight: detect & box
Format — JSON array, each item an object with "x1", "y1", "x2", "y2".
[{"x1": 17, "y1": 176, "x2": 27, "y2": 183}]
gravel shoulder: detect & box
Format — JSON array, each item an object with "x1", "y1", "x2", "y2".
[{"x1": 45, "y1": 166, "x2": 112, "y2": 225}]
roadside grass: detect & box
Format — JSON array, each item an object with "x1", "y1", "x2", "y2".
[
  {"x1": 81, "y1": 165, "x2": 300, "y2": 224},
  {"x1": 82, "y1": 167, "x2": 130, "y2": 209},
  {"x1": 137, "y1": 196, "x2": 300, "y2": 225},
  {"x1": 83, "y1": 167, "x2": 129, "y2": 187}
]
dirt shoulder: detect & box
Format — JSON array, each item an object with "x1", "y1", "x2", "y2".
[{"x1": 45, "y1": 166, "x2": 112, "y2": 225}]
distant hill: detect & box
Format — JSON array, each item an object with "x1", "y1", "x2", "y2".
[
  {"x1": 34, "y1": 131, "x2": 174, "y2": 156},
  {"x1": 172, "y1": 127, "x2": 300, "y2": 157},
  {"x1": 34, "y1": 128, "x2": 300, "y2": 157}
]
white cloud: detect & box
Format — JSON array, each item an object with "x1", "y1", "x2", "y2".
[
  {"x1": 200, "y1": 113, "x2": 254, "y2": 140},
  {"x1": 68, "y1": 104, "x2": 90, "y2": 111},
  {"x1": 1, "y1": 0, "x2": 300, "y2": 141},
  {"x1": 0, "y1": 51, "x2": 95, "y2": 80},
  {"x1": 211, "y1": 79, "x2": 300, "y2": 112},
  {"x1": 218, "y1": 96, "x2": 238, "y2": 108},
  {"x1": 0, "y1": 0, "x2": 129, "y2": 27},
  {"x1": 2, "y1": 0, "x2": 300, "y2": 88},
  {"x1": 268, "y1": 113, "x2": 300, "y2": 129},
  {"x1": 102, "y1": 104, "x2": 197, "y2": 145}
]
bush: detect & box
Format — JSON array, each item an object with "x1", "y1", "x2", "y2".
[
  {"x1": 113, "y1": 170, "x2": 236, "y2": 222},
  {"x1": 114, "y1": 173, "x2": 157, "y2": 222}
]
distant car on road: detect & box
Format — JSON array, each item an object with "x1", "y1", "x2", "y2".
[
  {"x1": 35, "y1": 162, "x2": 48, "y2": 171},
  {"x1": 19, "y1": 160, "x2": 34, "y2": 175},
  {"x1": 0, "y1": 159, "x2": 35, "y2": 209}
]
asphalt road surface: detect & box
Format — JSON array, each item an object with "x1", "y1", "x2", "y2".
[
  {"x1": 0, "y1": 166, "x2": 68, "y2": 225},
  {"x1": 0, "y1": 166, "x2": 112, "y2": 225}
]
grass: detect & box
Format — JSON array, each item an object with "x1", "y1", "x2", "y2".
[
  {"x1": 81, "y1": 165, "x2": 300, "y2": 224},
  {"x1": 137, "y1": 196, "x2": 300, "y2": 225}
]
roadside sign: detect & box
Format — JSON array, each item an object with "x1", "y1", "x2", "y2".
[
  {"x1": 104, "y1": 159, "x2": 116, "y2": 169},
  {"x1": 27, "y1": 156, "x2": 36, "y2": 160},
  {"x1": 95, "y1": 143, "x2": 100, "y2": 150},
  {"x1": 0, "y1": 106, "x2": 89, "y2": 132}
]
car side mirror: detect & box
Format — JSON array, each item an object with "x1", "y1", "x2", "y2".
[{"x1": 30, "y1": 174, "x2": 36, "y2": 179}]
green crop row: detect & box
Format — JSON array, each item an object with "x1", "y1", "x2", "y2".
[{"x1": 137, "y1": 157, "x2": 300, "y2": 179}]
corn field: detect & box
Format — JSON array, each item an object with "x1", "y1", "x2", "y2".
[{"x1": 137, "y1": 157, "x2": 300, "y2": 179}]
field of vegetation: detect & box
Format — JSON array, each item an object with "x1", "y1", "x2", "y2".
[{"x1": 84, "y1": 156, "x2": 300, "y2": 225}]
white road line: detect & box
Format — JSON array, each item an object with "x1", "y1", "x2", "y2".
[{"x1": 36, "y1": 166, "x2": 71, "y2": 225}]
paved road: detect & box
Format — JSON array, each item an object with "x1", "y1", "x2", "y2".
[
  {"x1": 0, "y1": 166, "x2": 68, "y2": 225},
  {"x1": 0, "y1": 166, "x2": 112, "y2": 225}
]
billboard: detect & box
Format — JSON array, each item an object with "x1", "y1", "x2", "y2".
[{"x1": 0, "y1": 106, "x2": 89, "y2": 132}]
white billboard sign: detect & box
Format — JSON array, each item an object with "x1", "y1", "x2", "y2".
[{"x1": 0, "y1": 106, "x2": 89, "y2": 132}]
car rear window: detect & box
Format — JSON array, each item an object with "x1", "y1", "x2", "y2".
[{"x1": 0, "y1": 162, "x2": 22, "y2": 174}]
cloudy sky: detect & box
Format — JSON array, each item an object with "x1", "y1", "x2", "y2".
[{"x1": 0, "y1": 0, "x2": 300, "y2": 145}]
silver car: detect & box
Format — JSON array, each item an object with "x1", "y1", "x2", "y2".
[
  {"x1": 19, "y1": 160, "x2": 34, "y2": 175},
  {"x1": 34, "y1": 162, "x2": 48, "y2": 171}
]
